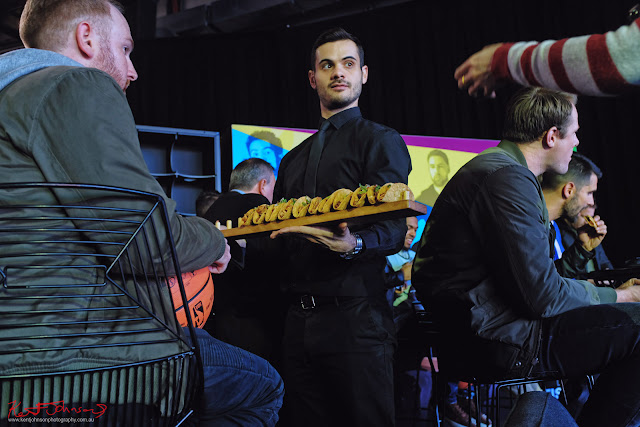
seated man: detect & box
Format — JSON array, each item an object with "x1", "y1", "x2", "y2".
[
  {"x1": 540, "y1": 152, "x2": 610, "y2": 419},
  {"x1": 540, "y1": 152, "x2": 608, "y2": 278},
  {"x1": 413, "y1": 86, "x2": 640, "y2": 427},
  {"x1": 203, "y1": 158, "x2": 285, "y2": 367},
  {"x1": 0, "y1": 0, "x2": 283, "y2": 424}
]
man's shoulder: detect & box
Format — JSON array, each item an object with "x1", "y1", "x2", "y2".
[
  {"x1": 205, "y1": 192, "x2": 268, "y2": 222},
  {"x1": 9, "y1": 65, "x2": 123, "y2": 105},
  {"x1": 349, "y1": 115, "x2": 401, "y2": 137},
  {"x1": 278, "y1": 134, "x2": 311, "y2": 170},
  {"x1": 22, "y1": 65, "x2": 116, "y2": 86},
  {"x1": 466, "y1": 149, "x2": 527, "y2": 175},
  {"x1": 215, "y1": 191, "x2": 268, "y2": 206}
]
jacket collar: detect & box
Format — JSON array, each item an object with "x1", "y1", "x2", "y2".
[{"x1": 494, "y1": 140, "x2": 529, "y2": 169}]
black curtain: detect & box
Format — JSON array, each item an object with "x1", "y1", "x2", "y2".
[{"x1": 126, "y1": 0, "x2": 639, "y2": 267}]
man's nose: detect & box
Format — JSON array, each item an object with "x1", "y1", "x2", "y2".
[
  {"x1": 129, "y1": 60, "x2": 138, "y2": 82},
  {"x1": 331, "y1": 64, "x2": 345, "y2": 78}
]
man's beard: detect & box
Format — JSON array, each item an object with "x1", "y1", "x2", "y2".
[
  {"x1": 433, "y1": 175, "x2": 448, "y2": 187},
  {"x1": 320, "y1": 80, "x2": 362, "y2": 111},
  {"x1": 96, "y1": 42, "x2": 127, "y2": 91},
  {"x1": 562, "y1": 195, "x2": 585, "y2": 222}
]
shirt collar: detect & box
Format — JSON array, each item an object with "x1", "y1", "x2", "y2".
[{"x1": 318, "y1": 106, "x2": 361, "y2": 130}]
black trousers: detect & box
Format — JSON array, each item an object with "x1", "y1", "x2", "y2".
[
  {"x1": 531, "y1": 303, "x2": 640, "y2": 427},
  {"x1": 282, "y1": 294, "x2": 396, "y2": 427}
]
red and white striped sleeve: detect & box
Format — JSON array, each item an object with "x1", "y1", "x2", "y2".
[{"x1": 490, "y1": 18, "x2": 640, "y2": 96}]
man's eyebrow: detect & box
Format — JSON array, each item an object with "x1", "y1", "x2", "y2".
[{"x1": 319, "y1": 55, "x2": 357, "y2": 63}]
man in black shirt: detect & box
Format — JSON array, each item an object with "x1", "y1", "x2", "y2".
[
  {"x1": 204, "y1": 157, "x2": 275, "y2": 226},
  {"x1": 271, "y1": 28, "x2": 411, "y2": 426},
  {"x1": 203, "y1": 158, "x2": 284, "y2": 365}
]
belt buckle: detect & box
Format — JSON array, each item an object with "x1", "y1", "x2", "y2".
[{"x1": 300, "y1": 295, "x2": 315, "y2": 310}]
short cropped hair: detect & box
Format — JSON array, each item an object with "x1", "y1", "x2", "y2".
[
  {"x1": 20, "y1": 0, "x2": 124, "y2": 51},
  {"x1": 427, "y1": 149, "x2": 449, "y2": 166},
  {"x1": 502, "y1": 87, "x2": 578, "y2": 143},
  {"x1": 229, "y1": 158, "x2": 274, "y2": 192},
  {"x1": 541, "y1": 152, "x2": 603, "y2": 191},
  {"x1": 310, "y1": 27, "x2": 365, "y2": 70}
]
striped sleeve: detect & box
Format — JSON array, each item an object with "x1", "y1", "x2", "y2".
[{"x1": 491, "y1": 18, "x2": 640, "y2": 96}]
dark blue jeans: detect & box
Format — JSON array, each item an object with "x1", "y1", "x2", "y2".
[
  {"x1": 186, "y1": 327, "x2": 284, "y2": 426},
  {"x1": 532, "y1": 303, "x2": 640, "y2": 427}
]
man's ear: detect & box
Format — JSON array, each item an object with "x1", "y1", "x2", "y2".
[
  {"x1": 308, "y1": 70, "x2": 317, "y2": 90},
  {"x1": 544, "y1": 127, "x2": 559, "y2": 148},
  {"x1": 361, "y1": 65, "x2": 368, "y2": 85},
  {"x1": 75, "y1": 21, "x2": 97, "y2": 59},
  {"x1": 562, "y1": 182, "x2": 576, "y2": 199},
  {"x1": 258, "y1": 179, "x2": 268, "y2": 196}
]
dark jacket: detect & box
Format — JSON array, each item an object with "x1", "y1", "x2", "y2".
[{"x1": 412, "y1": 140, "x2": 616, "y2": 381}]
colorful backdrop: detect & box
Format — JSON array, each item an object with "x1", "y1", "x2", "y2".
[{"x1": 232, "y1": 124, "x2": 499, "y2": 241}]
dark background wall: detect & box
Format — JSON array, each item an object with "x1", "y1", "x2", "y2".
[{"x1": 126, "y1": 0, "x2": 640, "y2": 267}]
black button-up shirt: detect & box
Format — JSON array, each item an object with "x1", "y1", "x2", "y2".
[{"x1": 274, "y1": 107, "x2": 412, "y2": 296}]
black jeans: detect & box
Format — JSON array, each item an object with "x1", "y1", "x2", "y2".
[
  {"x1": 532, "y1": 303, "x2": 640, "y2": 427},
  {"x1": 282, "y1": 294, "x2": 396, "y2": 427}
]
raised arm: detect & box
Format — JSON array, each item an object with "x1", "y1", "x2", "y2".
[{"x1": 455, "y1": 17, "x2": 640, "y2": 97}]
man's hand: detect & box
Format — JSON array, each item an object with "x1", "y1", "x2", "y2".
[
  {"x1": 615, "y1": 278, "x2": 640, "y2": 302},
  {"x1": 578, "y1": 215, "x2": 607, "y2": 252},
  {"x1": 401, "y1": 261, "x2": 413, "y2": 282},
  {"x1": 270, "y1": 221, "x2": 356, "y2": 253},
  {"x1": 454, "y1": 43, "x2": 503, "y2": 97},
  {"x1": 208, "y1": 240, "x2": 231, "y2": 274}
]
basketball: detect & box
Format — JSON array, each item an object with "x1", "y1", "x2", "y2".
[{"x1": 169, "y1": 267, "x2": 214, "y2": 328}]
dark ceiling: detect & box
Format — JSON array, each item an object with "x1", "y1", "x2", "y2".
[{"x1": 0, "y1": 0, "x2": 413, "y2": 54}]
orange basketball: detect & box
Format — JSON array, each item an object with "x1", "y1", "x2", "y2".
[{"x1": 169, "y1": 267, "x2": 214, "y2": 328}]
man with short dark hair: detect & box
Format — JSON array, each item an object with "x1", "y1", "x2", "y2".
[
  {"x1": 413, "y1": 86, "x2": 640, "y2": 427},
  {"x1": 271, "y1": 27, "x2": 411, "y2": 426},
  {"x1": 541, "y1": 152, "x2": 607, "y2": 278},
  {"x1": 0, "y1": 1, "x2": 283, "y2": 424}
]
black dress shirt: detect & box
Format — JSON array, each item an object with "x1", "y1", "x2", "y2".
[{"x1": 273, "y1": 107, "x2": 412, "y2": 296}]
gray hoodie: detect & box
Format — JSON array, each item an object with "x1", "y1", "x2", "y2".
[{"x1": 0, "y1": 48, "x2": 82, "y2": 92}]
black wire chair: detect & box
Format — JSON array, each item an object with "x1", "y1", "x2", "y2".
[
  {"x1": 0, "y1": 183, "x2": 203, "y2": 426},
  {"x1": 414, "y1": 300, "x2": 571, "y2": 427}
]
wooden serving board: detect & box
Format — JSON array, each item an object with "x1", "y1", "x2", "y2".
[{"x1": 221, "y1": 200, "x2": 429, "y2": 240}]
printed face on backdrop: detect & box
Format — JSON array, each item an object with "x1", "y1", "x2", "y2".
[{"x1": 428, "y1": 153, "x2": 450, "y2": 187}]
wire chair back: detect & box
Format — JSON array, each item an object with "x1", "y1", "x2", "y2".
[{"x1": 0, "y1": 183, "x2": 203, "y2": 426}]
